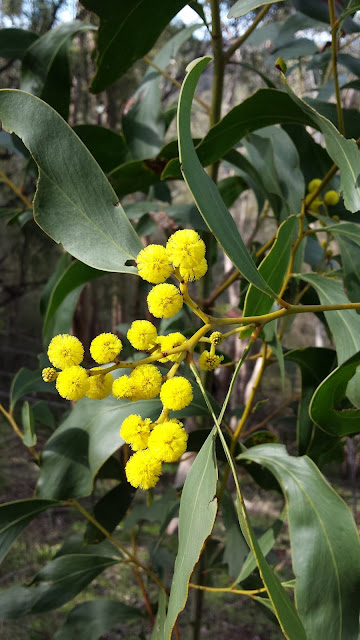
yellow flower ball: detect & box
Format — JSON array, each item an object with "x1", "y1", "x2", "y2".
[
  {"x1": 136, "y1": 244, "x2": 174, "y2": 284},
  {"x1": 90, "y1": 333, "x2": 122, "y2": 364},
  {"x1": 308, "y1": 178, "x2": 322, "y2": 193},
  {"x1": 120, "y1": 414, "x2": 153, "y2": 451},
  {"x1": 42, "y1": 367, "x2": 58, "y2": 382},
  {"x1": 148, "y1": 421, "x2": 188, "y2": 462},
  {"x1": 55, "y1": 366, "x2": 89, "y2": 401},
  {"x1": 86, "y1": 368, "x2": 114, "y2": 400},
  {"x1": 160, "y1": 377, "x2": 193, "y2": 411},
  {"x1": 166, "y1": 229, "x2": 205, "y2": 269},
  {"x1": 130, "y1": 364, "x2": 162, "y2": 399},
  {"x1": 209, "y1": 331, "x2": 223, "y2": 346},
  {"x1": 158, "y1": 332, "x2": 186, "y2": 362},
  {"x1": 147, "y1": 283, "x2": 183, "y2": 319},
  {"x1": 324, "y1": 190, "x2": 340, "y2": 206},
  {"x1": 179, "y1": 258, "x2": 208, "y2": 282},
  {"x1": 47, "y1": 334, "x2": 84, "y2": 369},
  {"x1": 199, "y1": 350, "x2": 223, "y2": 371},
  {"x1": 127, "y1": 320, "x2": 158, "y2": 351},
  {"x1": 125, "y1": 450, "x2": 162, "y2": 489},
  {"x1": 112, "y1": 375, "x2": 141, "y2": 401}
]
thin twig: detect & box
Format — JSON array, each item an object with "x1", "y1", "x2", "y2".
[
  {"x1": 224, "y1": 5, "x2": 272, "y2": 62},
  {"x1": 0, "y1": 169, "x2": 33, "y2": 210}
]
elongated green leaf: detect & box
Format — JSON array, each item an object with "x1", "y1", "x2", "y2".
[
  {"x1": 281, "y1": 77, "x2": 360, "y2": 212},
  {"x1": 43, "y1": 260, "x2": 105, "y2": 339},
  {"x1": 0, "y1": 554, "x2": 120, "y2": 618},
  {"x1": 21, "y1": 21, "x2": 94, "y2": 120},
  {"x1": 163, "y1": 429, "x2": 218, "y2": 640},
  {"x1": 22, "y1": 401, "x2": 37, "y2": 447},
  {"x1": 238, "y1": 444, "x2": 360, "y2": 640},
  {"x1": 123, "y1": 25, "x2": 202, "y2": 160},
  {"x1": 37, "y1": 382, "x2": 214, "y2": 499},
  {"x1": 151, "y1": 592, "x2": 167, "y2": 640},
  {"x1": 0, "y1": 499, "x2": 60, "y2": 564},
  {"x1": 10, "y1": 367, "x2": 52, "y2": 411},
  {"x1": 300, "y1": 273, "x2": 360, "y2": 364},
  {"x1": 53, "y1": 599, "x2": 142, "y2": 640},
  {"x1": 82, "y1": 0, "x2": 188, "y2": 93},
  {"x1": 244, "y1": 216, "x2": 297, "y2": 317},
  {"x1": 84, "y1": 482, "x2": 135, "y2": 544},
  {"x1": 178, "y1": 57, "x2": 276, "y2": 298},
  {"x1": 228, "y1": 0, "x2": 284, "y2": 18},
  {"x1": 221, "y1": 489, "x2": 249, "y2": 578},
  {"x1": 284, "y1": 348, "x2": 336, "y2": 454},
  {"x1": 309, "y1": 351, "x2": 360, "y2": 435},
  {"x1": 163, "y1": 87, "x2": 317, "y2": 179},
  {"x1": 337, "y1": 235, "x2": 360, "y2": 303},
  {"x1": 0, "y1": 90, "x2": 143, "y2": 271},
  {"x1": 73, "y1": 125, "x2": 130, "y2": 173},
  {"x1": 322, "y1": 221, "x2": 360, "y2": 246},
  {"x1": 234, "y1": 515, "x2": 285, "y2": 585},
  {"x1": 0, "y1": 28, "x2": 38, "y2": 58}
]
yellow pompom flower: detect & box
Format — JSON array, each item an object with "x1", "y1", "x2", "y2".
[
  {"x1": 166, "y1": 229, "x2": 205, "y2": 269},
  {"x1": 308, "y1": 178, "x2": 322, "y2": 192},
  {"x1": 90, "y1": 333, "x2": 122, "y2": 364},
  {"x1": 48, "y1": 334, "x2": 84, "y2": 369},
  {"x1": 127, "y1": 320, "x2": 158, "y2": 351},
  {"x1": 179, "y1": 258, "x2": 208, "y2": 282},
  {"x1": 112, "y1": 375, "x2": 141, "y2": 401},
  {"x1": 125, "y1": 450, "x2": 162, "y2": 489},
  {"x1": 148, "y1": 421, "x2": 188, "y2": 462},
  {"x1": 210, "y1": 331, "x2": 223, "y2": 346},
  {"x1": 147, "y1": 283, "x2": 183, "y2": 319},
  {"x1": 42, "y1": 367, "x2": 58, "y2": 382},
  {"x1": 158, "y1": 332, "x2": 186, "y2": 362},
  {"x1": 130, "y1": 364, "x2": 162, "y2": 399},
  {"x1": 160, "y1": 377, "x2": 193, "y2": 411},
  {"x1": 55, "y1": 366, "x2": 89, "y2": 401},
  {"x1": 136, "y1": 244, "x2": 174, "y2": 284},
  {"x1": 120, "y1": 414, "x2": 152, "y2": 451},
  {"x1": 199, "y1": 350, "x2": 224, "y2": 371},
  {"x1": 86, "y1": 368, "x2": 114, "y2": 400},
  {"x1": 324, "y1": 190, "x2": 340, "y2": 206}
]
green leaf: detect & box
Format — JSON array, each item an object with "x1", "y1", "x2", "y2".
[
  {"x1": 43, "y1": 260, "x2": 105, "y2": 340},
  {"x1": 72, "y1": 125, "x2": 130, "y2": 173},
  {"x1": 0, "y1": 554, "x2": 120, "y2": 618},
  {"x1": 84, "y1": 482, "x2": 135, "y2": 544},
  {"x1": 53, "y1": 599, "x2": 142, "y2": 640},
  {"x1": 238, "y1": 444, "x2": 360, "y2": 640},
  {"x1": 163, "y1": 429, "x2": 218, "y2": 640},
  {"x1": 243, "y1": 126, "x2": 304, "y2": 221},
  {"x1": 300, "y1": 273, "x2": 360, "y2": 364},
  {"x1": 309, "y1": 351, "x2": 360, "y2": 435},
  {"x1": 178, "y1": 57, "x2": 276, "y2": 298},
  {"x1": 244, "y1": 216, "x2": 297, "y2": 317},
  {"x1": 123, "y1": 25, "x2": 202, "y2": 160},
  {"x1": 221, "y1": 489, "x2": 249, "y2": 579},
  {"x1": 0, "y1": 498, "x2": 60, "y2": 564},
  {"x1": 82, "y1": 0, "x2": 188, "y2": 93},
  {"x1": 284, "y1": 348, "x2": 336, "y2": 453},
  {"x1": 281, "y1": 78, "x2": 360, "y2": 212},
  {"x1": 108, "y1": 158, "x2": 168, "y2": 199},
  {"x1": 21, "y1": 21, "x2": 94, "y2": 120},
  {"x1": 0, "y1": 90, "x2": 143, "y2": 271},
  {"x1": 337, "y1": 235, "x2": 360, "y2": 304},
  {"x1": 228, "y1": 0, "x2": 284, "y2": 18},
  {"x1": 234, "y1": 515, "x2": 285, "y2": 585},
  {"x1": 37, "y1": 383, "x2": 214, "y2": 499},
  {"x1": 10, "y1": 368, "x2": 52, "y2": 411},
  {"x1": 21, "y1": 401, "x2": 37, "y2": 447},
  {"x1": 0, "y1": 28, "x2": 38, "y2": 59},
  {"x1": 163, "y1": 87, "x2": 317, "y2": 179},
  {"x1": 151, "y1": 591, "x2": 167, "y2": 640}
]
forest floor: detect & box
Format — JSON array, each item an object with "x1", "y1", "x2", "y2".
[{"x1": 0, "y1": 414, "x2": 356, "y2": 640}]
